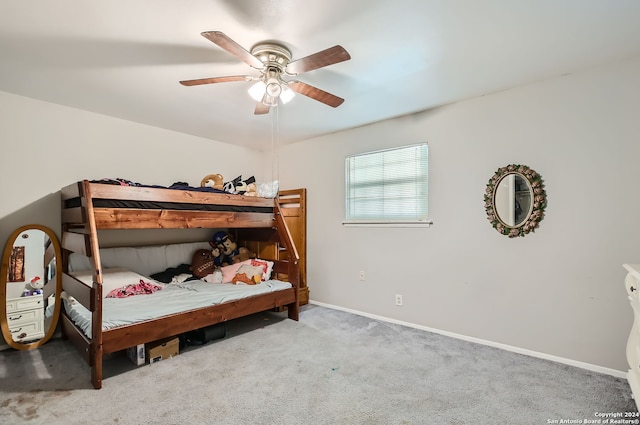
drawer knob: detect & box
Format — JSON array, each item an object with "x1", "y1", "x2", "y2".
[
  {"x1": 632, "y1": 286, "x2": 637, "y2": 292},
  {"x1": 8, "y1": 314, "x2": 23, "y2": 321}
]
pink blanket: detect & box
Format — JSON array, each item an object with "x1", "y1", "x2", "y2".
[{"x1": 106, "y1": 279, "x2": 163, "y2": 298}]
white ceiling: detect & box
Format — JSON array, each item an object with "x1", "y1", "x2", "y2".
[{"x1": 1, "y1": 1, "x2": 640, "y2": 151}]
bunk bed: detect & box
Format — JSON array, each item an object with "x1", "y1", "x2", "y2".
[{"x1": 60, "y1": 180, "x2": 300, "y2": 389}]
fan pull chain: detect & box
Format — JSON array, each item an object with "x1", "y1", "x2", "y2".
[{"x1": 271, "y1": 105, "x2": 280, "y2": 185}]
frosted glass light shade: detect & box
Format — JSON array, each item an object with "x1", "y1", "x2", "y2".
[
  {"x1": 263, "y1": 94, "x2": 278, "y2": 106},
  {"x1": 280, "y1": 85, "x2": 295, "y2": 104},
  {"x1": 265, "y1": 78, "x2": 282, "y2": 97},
  {"x1": 248, "y1": 81, "x2": 266, "y2": 102}
]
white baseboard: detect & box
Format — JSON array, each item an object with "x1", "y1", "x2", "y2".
[{"x1": 309, "y1": 300, "x2": 627, "y2": 379}]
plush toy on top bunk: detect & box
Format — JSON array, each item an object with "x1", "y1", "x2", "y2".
[
  {"x1": 243, "y1": 182, "x2": 258, "y2": 196},
  {"x1": 200, "y1": 174, "x2": 224, "y2": 190},
  {"x1": 201, "y1": 173, "x2": 278, "y2": 198},
  {"x1": 222, "y1": 175, "x2": 256, "y2": 195}
]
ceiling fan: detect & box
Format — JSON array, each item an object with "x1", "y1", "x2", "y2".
[{"x1": 179, "y1": 31, "x2": 351, "y2": 115}]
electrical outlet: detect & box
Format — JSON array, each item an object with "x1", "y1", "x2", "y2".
[
  {"x1": 359, "y1": 270, "x2": 365, "y2": 281},
  {"x1": 395, "y1": 294, "x2": 403, "y2": 306}
]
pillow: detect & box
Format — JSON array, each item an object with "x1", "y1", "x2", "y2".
[
  {"x1": 220, "y1": 260, "x2": 252, "y2": 283},
  {"x1": 251, "y1": 259, "x2": 274, "y2": 281},
  {"x1": 70, "y1": 267, "x2": 162, "y2": 297},
  {"x1": 231, "y1": 264, "x2": 264, "y2": 285}
]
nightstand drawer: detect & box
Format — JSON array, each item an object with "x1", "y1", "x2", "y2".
[
  {"x1": 6, "y1": 294, "x2": 43, "y2": 313},
  {"x1": 7, "y1": 307, "x2": 43, "y2": 326},
  {"x1": 9, "y1": 320, "x2": 44, "y2": 342}
]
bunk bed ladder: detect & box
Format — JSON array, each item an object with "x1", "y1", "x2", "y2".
[
  {"x1": 274, "y1": 201, "x2": 300, "y2": 320},
  {"x1": 277, "y1": 189, "x2": 307, "y2": 305},
  {"x1": 236, "y1": 188, "x2": 307, "y2": 310}
]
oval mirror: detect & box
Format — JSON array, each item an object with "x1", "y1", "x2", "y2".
[
  {"x1": 0, "y1": 224, "x2": 62, "y2": 350},
  {"x1": 494, "y1": 173, "x2": 532, "y2": 227},
  {"x1": 484, "y1": 164, "x2": 547, "y2": 238}
]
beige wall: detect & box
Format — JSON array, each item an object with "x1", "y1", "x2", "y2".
[{"x1": 277, "y1": 56, "x2": 640, "y2": 373}]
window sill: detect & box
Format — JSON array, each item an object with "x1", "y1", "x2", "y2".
[{"x1": 342, "y1": 221, "x2": 433, "y2": 228}]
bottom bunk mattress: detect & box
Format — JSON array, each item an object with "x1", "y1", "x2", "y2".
[{"x1": 64, "y1": 268, "x2": 292, "y2": 338}]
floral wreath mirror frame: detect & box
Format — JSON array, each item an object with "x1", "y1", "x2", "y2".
[{"x1": 484, "y1": 164, "x2": 547, "y2": 238}]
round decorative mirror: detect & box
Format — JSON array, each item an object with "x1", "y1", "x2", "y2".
[
  {"x1": 484, "y1": 164, "x2": 547, "y2": 238},
  {"x1": 0, "y1": 224, "x2": 62, "y2": 350}
]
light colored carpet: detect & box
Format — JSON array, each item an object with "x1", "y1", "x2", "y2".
[{"x1": 0, "y1": 304, "x2": 636, "y2": 424}]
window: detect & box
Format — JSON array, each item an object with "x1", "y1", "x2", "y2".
[{"x1": 345, "y1": 143, "x2": 429, "y2": 225}]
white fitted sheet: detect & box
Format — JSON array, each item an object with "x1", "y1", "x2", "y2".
[{"x1": 64, "y1": 278, "x2": 292, "y2": 338}]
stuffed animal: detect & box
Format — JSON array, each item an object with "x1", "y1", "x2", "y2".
[
  {"x1": 210, "y1": 231, "x2": 238, "y2": 265},
  {"x1": 231, "y1": 264, "x2": 264, "y2": 285},
  {"x1": 25, "y1": 276, "x2": 43, "y2": 296},
  {"x1": 235, "y1": 176, "x2": 256, "y2": 195},
  {"x1": 29, "y1": 276, "x2": 43, "y2": 290},
  {"x1": 235, "y1": 246, "x2": 257, "y2": 262},
  {"x1": 189, "y1": 249, "x2": 217, "y2": 278},
  {"x1": 223, "y1": 176, "x2": 242, "y2": 194},
  {"x1": 210, "y1": 231, "x2": 256, "y2": 265},
  {"x1": 200, "y1": 174, "x2": 224, "y2": 190},
  {"x1": 243, "y1": 182, "x2": 258, "y2": 197},
  {"x1": 211, "y1": 245, "x2": 225, "y2": 267},
  {"x1": 223, "y1": 175, "x2": 256, "y2": 195}
]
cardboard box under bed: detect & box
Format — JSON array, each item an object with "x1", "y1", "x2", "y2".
[{"x1": 126, "y1": 336, "x2": 179, "y2": 365}]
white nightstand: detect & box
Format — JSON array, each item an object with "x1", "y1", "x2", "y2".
[{"x1": 6, "y1": 293, "x2": 45, "y2": 343}]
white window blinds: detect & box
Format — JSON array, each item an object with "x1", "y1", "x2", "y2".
[{"x1": 345, "y1": 143, "x2": 429, "y2": 223}]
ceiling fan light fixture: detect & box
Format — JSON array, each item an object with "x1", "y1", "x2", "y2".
[
  {"x1": 265, "y1": 78, "x2": 282, "y2": 97},
  {"x1": 262, "y1": 94, "x2": 278, "y2": 107},
  {"x1": 248, "y1": 80, "x2": 266, "y2": 102},
  {"x1": 280, "y1": 84, "x2": 295, "y2": 104},
  {"x1": 250, "y1": 74, "x2": 295, "y2": 106}
]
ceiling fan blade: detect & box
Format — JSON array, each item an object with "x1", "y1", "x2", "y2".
[
  {"x1": 286, "y1": 45, "x2": 351, "y2": 75},
  {"x1": 179, "y1": 75, "x2": 251, "y2": 86},
  {"x1": 254, "y1": 102, "x2": 270, "y2": 115},
  {"x1": 288, "y1": 81, "x2": 345, "y2": 108},
  {"x1": 201, "y1": 31, "x2": 264, "y2": 69}
]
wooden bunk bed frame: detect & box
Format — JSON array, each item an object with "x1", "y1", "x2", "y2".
[{"x1": 60, "y1": 180, "x2": 300, "y2": 389}]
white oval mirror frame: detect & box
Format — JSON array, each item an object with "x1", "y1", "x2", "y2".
[
  {"x1": 484, "y1": 164, "x2": 547, "y2": 238},
  {"x1": 0, "y1": 224, "x2": 62, "y2": 350}
]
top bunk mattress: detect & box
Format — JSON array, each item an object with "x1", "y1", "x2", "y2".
[
  {"x1": 61, "y1": 180, "x2": 279, "y2": 229},
  {"x1": 62, "y1": 180, "x2": 275, "y2": 213},
  {"x1": 64, "y1": 197, "x2": 274, "y2": 213}
]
